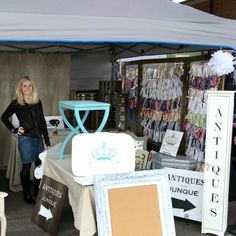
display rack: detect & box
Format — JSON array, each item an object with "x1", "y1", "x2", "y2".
[{"x1": 123, "y1": 55, "x2": 211, "y2": 153}]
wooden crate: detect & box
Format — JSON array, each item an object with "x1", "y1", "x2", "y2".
[{"x1": 99, "y1": 80, "x2": 123, "y2": 102}]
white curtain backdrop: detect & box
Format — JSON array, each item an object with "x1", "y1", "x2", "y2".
[{"x1": 0, "y1": 52, "x2": 71, "y2": 169}]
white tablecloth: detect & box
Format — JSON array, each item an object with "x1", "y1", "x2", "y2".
[{"x1": 43, "y1": 155, "x2": 96, "y2": 236}]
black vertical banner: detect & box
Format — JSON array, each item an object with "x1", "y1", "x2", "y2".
[{"x1": 32, "y1": 175, "x2": 68, "y2": 235}]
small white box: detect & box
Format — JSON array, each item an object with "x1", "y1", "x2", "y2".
[{"x1": 72, "y1": 132, "x2": 135, "y2": 177}]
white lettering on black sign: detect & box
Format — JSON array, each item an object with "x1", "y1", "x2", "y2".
[{"x1": 42, "y1": 183, "x2": 62, "y2": 199}]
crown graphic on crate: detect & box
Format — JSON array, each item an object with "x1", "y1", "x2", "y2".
[
  {"x1": 91, "y1": 143, "x2": 117, "y2": 160},
  {"x1": 166, "y1": 134, "x2": 178, "y2": 146}
]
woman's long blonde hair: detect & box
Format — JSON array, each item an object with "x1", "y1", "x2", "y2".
[{"x1": 16, "y1": 76, "x2": 39, "y2": 105}]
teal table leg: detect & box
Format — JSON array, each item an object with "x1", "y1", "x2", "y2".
[
  {"x1": 58, "y1": 101, "x2": 110, "y2": 159},
  {"x1": 74, "y1": 110, "x2": 89, "y2": 134},
  {"x1": 59, "y1": 107, "x2": 80, "y2": 160},
  {"x1": 59, "y1": 106, "x2": 74, "y2": 131},
  {"x1": 59, "y1": 128, "x2": 79, "y2": 160},
  {"x1": 80, "y1": 110, "x2": 89, "y2": 124},
  {"x1": 96, "y1": 108, "x2": 110, "y2": 132}
]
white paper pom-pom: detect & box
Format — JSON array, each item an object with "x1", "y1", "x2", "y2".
[{"x1": 208, "y1": 50, "x2": 235, "y2": 76}]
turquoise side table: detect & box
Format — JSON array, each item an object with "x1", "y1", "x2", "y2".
[{"x1": 59, "y1": 100, "x2": 110, "y2": 159}]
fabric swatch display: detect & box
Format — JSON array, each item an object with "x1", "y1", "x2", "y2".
[
  {"x1": 184, "y1": 63, "x2": 219, "y2": 164},
  {"x1": 125, "y1": 66, "x2": 138, "y2": 110},
  {"x1": 140, "y1": 63, "x2": 184, "y2": 143}
]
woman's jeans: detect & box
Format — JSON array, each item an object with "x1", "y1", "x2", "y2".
[
  {"x1": 18, "y1": 136, "x2": 44, "y2": 200},
  {"x1": 18, "y1": 136, "x2": 44, "y2": 164}
]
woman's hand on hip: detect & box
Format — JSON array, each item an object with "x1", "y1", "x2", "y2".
[{"x1": 17, "y1": 127, "x2": 25, "y2": 135}]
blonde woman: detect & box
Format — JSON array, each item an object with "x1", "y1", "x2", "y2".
[{"x1": 1, "y1": 76, "x2": 50, "y2": 204}]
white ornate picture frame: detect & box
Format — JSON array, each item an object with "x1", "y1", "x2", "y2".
[{"x1": 94, "y1": 170, "x2": 176, "y2": 236}]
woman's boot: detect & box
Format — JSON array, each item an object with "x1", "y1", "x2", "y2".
[
  {"x1": 33, "y1": 177, "x2": 40, "y2": 197},
  {"x1": 20, "y1": 164, "x2": 35, "y2": 204},
  {"x1": 22, "y1": 189, "x2": 35, "y2": 204},
  {"x1": 34, "y1": 158, "x2": 41, "y2": 197}
]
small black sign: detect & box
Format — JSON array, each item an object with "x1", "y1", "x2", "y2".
[{"x1": 32, "y1": 175, "x2": 68, "y2": 235}]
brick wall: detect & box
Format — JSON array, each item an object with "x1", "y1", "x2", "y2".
[{"x1": 189, "y1": 0, "x2": 236, "y2": 19}]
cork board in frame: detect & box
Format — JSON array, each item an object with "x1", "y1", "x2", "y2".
[{"x1": 94, "y1": 169, "x2": 176, "y2": 236}]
